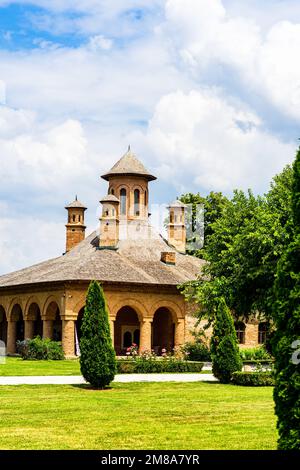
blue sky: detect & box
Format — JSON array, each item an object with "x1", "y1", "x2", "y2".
[{"x1": 0, "y1": 0, "x2": 300, "y2": 274}]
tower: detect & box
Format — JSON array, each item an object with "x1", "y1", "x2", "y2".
[
  {"x1": 101, "y1": 146, "x2": 156, "y2": 222},
  {"x1": 65, "y1": 196, "x2": 87, "y2": 253},
  {"x1": 167, "y1": 200, "x2": 186, "y2": 254},
  {"x1": 99, "y1": 194, "x2": 120, "y2": 249}
]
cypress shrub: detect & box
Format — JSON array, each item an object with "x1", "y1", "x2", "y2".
[
  {"x1": 79, "y1": 280, "x2": 116, "y2": 389},
  {"x1": 211, "y1": 297, "x2": 242, "y2": 383},
  {"x1": 272, "y1": 148, "x2": 300, "y2": 449}
]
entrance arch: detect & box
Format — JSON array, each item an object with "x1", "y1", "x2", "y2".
[
  {"x1": 27, "y1": 303, "x2": 43, "y2": 337},
  {"x1": 152, "y1": 307, "x2": 175, "y2": 355},
  {"x1": 0, "y1": 306, "x2": 7, "y2": 345},
  {"x1": 115, "y1": 306, "x2": 140, "y2": 355},
  {"x1": 11, "y1": 304, "x2": 24, "y2": 342},
  {"x1": 44, "y1": 301, "x2": 62, "y2": 341}
]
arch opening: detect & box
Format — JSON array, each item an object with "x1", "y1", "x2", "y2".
[
  {"x1": 28, "y1": 303, "x2": 43, "y2": 337},
  {"x1": 0, "y1": 306, "x2": 7, "y2": 346},
  {"x1": 152, "y1": 307, "x2": 175, "y2": 355},
  {"x1": 115, "y1": 306, "x2": 140, "y2": 355},
  {"x1": 11, "y1": 304, "x2": 24, "y2": 342}
]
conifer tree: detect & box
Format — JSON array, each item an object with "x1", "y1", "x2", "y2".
[
  {"x1": 211, "y1": 297, "x2": 242, "y2": 383},
  {"x1": 80, "y1": 280, "x2": 116, "y2": 389},
  {"x1": 273, "y1": 147, "x2": 300, "y2": 449}
]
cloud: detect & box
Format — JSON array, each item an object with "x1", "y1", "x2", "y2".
[
  {"x1": 132, "y1": 89, "x2": 295, "y2": 193},
  {"x1": 163, "y1": 0, "x2": 300, "y2": 120},
  {"x1": 88, "y1": 35, "x2": 113, "y2": 51}
]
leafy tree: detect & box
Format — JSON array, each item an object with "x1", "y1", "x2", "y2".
[
  {"x1": 80, "y1": 280, "x2": 116, "y2": 389},
  {"x1": 181, "y1": 166, "x2": 293, "y2": 325},
  {"x1": 180, "y1": 191, "x2": 229, "y2": 257},
  {"x1": 272, "y1": 150, "x2": 300, "y2": 449},
  {"x1": 210, "y1": 297, "x2": 242, "y2": 383}
]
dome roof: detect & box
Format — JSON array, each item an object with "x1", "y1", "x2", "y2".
[{"x1": 101, "y1": 147, "x2": 156, "y2": 181}]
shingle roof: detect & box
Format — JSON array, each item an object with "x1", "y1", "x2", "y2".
[
  {"x1": 101, "y1": 148, "x2": 156, "y2": 181},
  {"x1": 65, "y1": 197, "x2": 87, "y2": 210},
  {"x1": 0, "y1": 227, "x2": 205, "y2": 289},
  {"x1": 100, "y1": 194, "x2": 120, "y2": 203},
  {"x1": 168, "y1": 200, "x2": 187, "y2": 208}
]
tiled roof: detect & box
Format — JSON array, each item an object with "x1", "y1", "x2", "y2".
[{"x1": 101, "y1": 148, "x2": 156, "y2": 181}]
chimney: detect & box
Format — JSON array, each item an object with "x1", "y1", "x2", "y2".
[
  {"x1": 65, "y1": 196, "x2": 87, "y2": 253},
  {"x1": 167, "y1": 200, "x2": 186, "y2": 254},
  {"x1": 161, "y1": 251, "x2": 176, "y2": 265},
  {"x1": 99, "y1": 194, "x2": 120, "y2": 249}
]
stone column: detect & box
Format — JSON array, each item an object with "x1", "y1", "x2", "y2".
[
  {"x1": 109, "y1": 317, "x2": 116, "y2": 350},
  {"x1": 7, "y1": 321, "x2": 17, "y2": 355},
  {"x1": 62, "y1": 319, "x2": 75, "y2": 358},
  {"x1": 139, "y1": 318, "x2": 152, "y2": 353},
  {"x1": 174, "y1": 319, "x2": 185, "y2": 347},
  {"x1": 43, "y1": 320, "x2": 53, "y2": 339},
  {"x1": 24, "y1": 320, "x2": 34, "y2": 340}
]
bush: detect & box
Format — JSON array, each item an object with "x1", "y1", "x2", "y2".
[
  {"x1": 80, "y1": 280, "x2": 116, "y2": 389},
  {"x1": 211, "y1": 298, "x2": 243, "y2": 383},
  {"x1": 239, "y1": 346, "x2": 272, "y2": 361},
  {"x1": 182, "y1": 341, "x2": 211, "y2": 361},
  {"x1": 272, "y1": 148, "x2": 300, "y2": 450},
  {"x1": 17, "y1": 337, "x2": 64, "y2": 360},
  {"x1": 117, "y1": 359, "x2": 204, "y2": 374},
  {"x1": 232, "y1": 371, "x2": 275, "y2": 387}
]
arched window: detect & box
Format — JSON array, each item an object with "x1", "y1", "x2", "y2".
[
  {"x1": 78, "y1": 215, "x2": 81, "y2": 222},
  {"x1": 120, "y1": 188, "x2": 127, "y2": 215},
  {"x1": 145, "y1": 190, "x2": 148, "y2": 207},
  {"x1": 110, "y1": 187, "x2": 115, "y2": 195},
  {"x1": 72, "y1": 214, "x2": 76, "y2": 222},
  {"x1": 133, "y1": 329, "x2": 140, "y2": 346},
  {"x1": 258, "y1": 322, "x2": 268, "y2": 344},
  {"x1": 235, "y1": 322, "x2": 246, "y2": 344},
  {"x1": 134, "y1": 189, "x2": 140, "y2": 216}
]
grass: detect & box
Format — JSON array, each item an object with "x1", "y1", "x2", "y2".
[
  {"x1": 0, "y1": 357, "x2": 81, "y2": 376},
  {"x1": 0, "y1": 357, "x2": 211, "y2": 376},
  {"x1": 0, "y1": 382, "x2": 276, "y2": 450}
]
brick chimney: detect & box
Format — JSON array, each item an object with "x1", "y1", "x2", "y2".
[
  {"x1": 65, "y1": 196, "x2": 87, "y2": 253},
  {"x1": 99, "y1": 194, "x2": 120, "y2": 249},
  {"x1": 167, "y1": 200, "x2": 186, "y2": 254}
]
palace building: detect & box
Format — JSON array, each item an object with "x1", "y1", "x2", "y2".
[{"x1": 0, "y1": 148, "x2": 263, "y2": 357}]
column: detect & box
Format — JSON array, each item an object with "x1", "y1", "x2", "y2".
[
  {"x1": 174, "y1": 319, "x2": 185, "y2": 347},
  {"x1": 7, "y1": 321, "x2": 17, "y2": 355},
  {"x1": 139, "y1": 318, "x2": 152, "y2": 353},
  {"x1": 62, "y1": 319, "x2": 75, "y2": 358},
  {"x1": 43, "y1": 320, "x2": 53, "y2": 339},
  {"x1": 24, "y1": 320, "x2": 34, "y2": 340},
  {"x1": 109, "y1": 317, "x2": 116, "y2": 350}
]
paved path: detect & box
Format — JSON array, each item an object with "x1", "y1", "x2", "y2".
[{"x1": 0, "y1": 373, "x2": 217, "y2": 386}]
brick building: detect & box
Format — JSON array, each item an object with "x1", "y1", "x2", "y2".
[{"x1": 0, "y1": 148, "x2": 263, "y2": 357}]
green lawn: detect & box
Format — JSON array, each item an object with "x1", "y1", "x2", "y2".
[
  {"x1": 0, "y1": 357, "x2": 81, "y2": 376},
  {"x1": 0, "y1": 382, "x2": 276, "y2": 450}
]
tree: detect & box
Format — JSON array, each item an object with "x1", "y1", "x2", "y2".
[
  {"x1": 80, "y1": 280, "x2": 116, "y2": 389},
  {"x1": 210, "y1": 297, "x2": 242, "y2": 383},
  {"x1": 181, "y1": 166, "x2": 293, "y2": 325},
  {"x1": 272, "y1": 149, "x2": 300, "y2": 449}
]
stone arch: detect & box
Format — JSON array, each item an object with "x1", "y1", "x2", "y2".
[
  {"x1": 111, "y1": 298, "x2": 148, "y2": 321},
  {"x1": 10, "y1": 303, "x2": 25, "y2": 343},
  {"x1": 0, "y1": 305, "x2": 8, "y2": 345},
  {"x1": 27, "y1": 302, "x2": 43, "y2": 338},
  {"x1": 114, "y1": 303, "x2": 144, "y2": 355},
  {"x1": 152, "y1": 307, "x2": 175, "y2": 355},
  {"x1": 8, "y1": 298, "x2": 25, "y2": 320},
  {"x1": 24, "y1": 296, "x2": 42, "y2": 319},
  {"x1": 43, "y1": 298, "x2": 62, "y2": 341},
  {"x1": 150, "y1": 299, "x2": 184, "y2": 322}
]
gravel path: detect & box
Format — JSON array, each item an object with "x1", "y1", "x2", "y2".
[{"x1": 0, "y1": 373, "x2": 217, "y2": 385}]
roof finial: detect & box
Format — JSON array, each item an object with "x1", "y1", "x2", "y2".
[
  {"x1": 75, "y1": 195, "x2": 78, "y2": 201},
  {"x1": 128, "y1": 144, "x2": 131, "y2": 152}
]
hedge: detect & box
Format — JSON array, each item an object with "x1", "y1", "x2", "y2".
[
  {"x1": 17, "y1": 337, "x2": 64, "y2": 360},
  {"x1": 231, "y1": 371, "x2": 275, "y2": 386},
  {"x1": 117, "y1": 360, "x2": 204, "y2": 374}
]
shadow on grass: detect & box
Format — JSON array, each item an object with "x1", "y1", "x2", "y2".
[{"x1": 72, "y1": 383, "x2": 114, "y2": 391}]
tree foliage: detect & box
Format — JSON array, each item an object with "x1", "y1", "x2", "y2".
[
  {"x1": 272, "y1": 149, "x2": 300, "y2": 450},
  {"x1": 181, "y1": 166, "x2": 293, "y2": 324},
  {"x1": 210, "y1": 298, "x2": 242, "y2": 383},
  {"x1": 80, "y1": 280, "x2": 116, "y2": 389}
]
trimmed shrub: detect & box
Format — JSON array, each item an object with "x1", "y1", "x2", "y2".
[
  {"x1": 80, "y1": 280, "x2": 116, "y2": 389},
  {"x1": 232, "y1": 371, "x2": 275, "y2": 387},
  {"x1": 211, "y1": 298, "x2": 243, "y2": 383},
  {"x1": 272, "y1": 148, "x2": 300, "y2": 450},
  {"x1": 182, "y1": 341, "x2": 211, "y2": 361},
  {"x1": 17, "y1": 337, "x2": 64, "y2": 360},
  {"x1": 117, "y1": 359, "x2": 204, "y2": 374}
]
